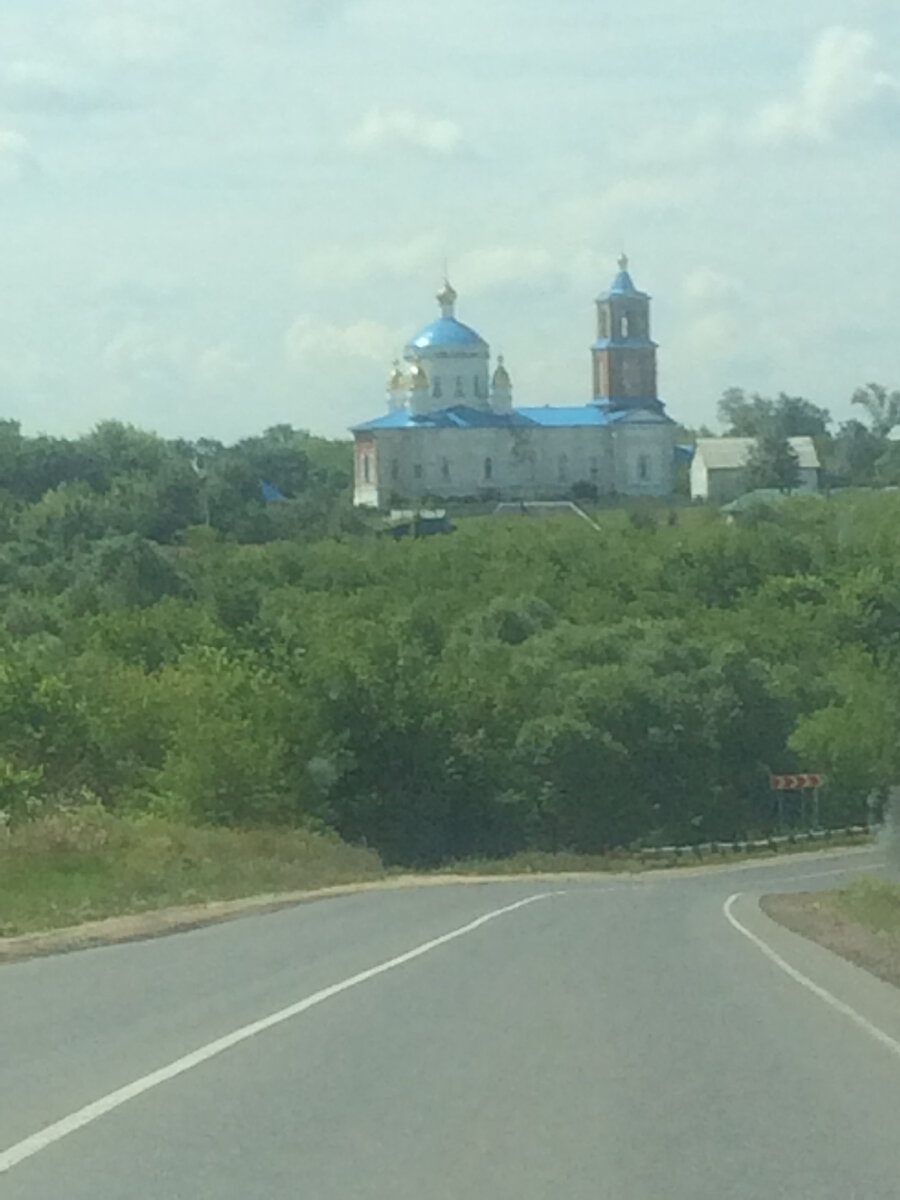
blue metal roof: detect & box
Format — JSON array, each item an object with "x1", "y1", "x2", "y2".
[
  {"x1": 600, "y1": 268, "x2": 650, "y2": 300},
  {"x1": 352, "y1": 404, "x2": 639, "y2": 433},
  {"x1": 515, "y1": 406, "x2": 628, "y2": 427},
  {"x1": 407, "y1": 318, "x2": 487, "y2": 351},
  {"x1": 353, "y1": 405, "x2": 529, "y2": 432}
]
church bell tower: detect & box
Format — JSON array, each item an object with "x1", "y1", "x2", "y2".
[{"x1": 592, "y1": 255, "x2": 662, "y2": 413}]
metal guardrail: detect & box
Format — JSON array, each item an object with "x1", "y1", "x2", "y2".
[{"x1": 636, "y1": 826, "x2": 871, "y2": 859}]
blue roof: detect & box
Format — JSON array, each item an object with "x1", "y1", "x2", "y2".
[
  {"x1": 353, "y1": 405, "x2": 528, "y2": 432},
  {"x1": 599, "y1": 270, "x2": 650, "y2": 302},
  {"x1": 515, "y1": 406, "x2": 628, "y2": 427},
  {"x1": 352, "y1": 404, "x2": 637, "y2": 433},
  {"x1": 407, "y1": 318, "x2": 487, "y2": 351}
]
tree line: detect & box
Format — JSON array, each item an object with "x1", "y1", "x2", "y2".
[
  {"x1": 685, "y1": 383, "x2": 900, "y2": 495},
  {"x1": 2, "y1": 412, "x2": 899, "y2": 865}
]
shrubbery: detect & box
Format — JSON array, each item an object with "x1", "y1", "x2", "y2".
[{"x1": 2, "y1": 419, "x2": 900, "y2": 865}]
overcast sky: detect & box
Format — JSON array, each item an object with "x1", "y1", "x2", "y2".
[{"x1": 0, "y1": 0, "x2": 897, "y2": 442}]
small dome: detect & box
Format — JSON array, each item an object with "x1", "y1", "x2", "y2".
[
  {"x1": 492, "y1": 355, "x2": 511, "y2": 388},
  {"x1": 409, "y1": 360, "x2": 429, "y2": 390},
  {"x1": 387, "y1": 361, "x2": 405, "y2": 390}
]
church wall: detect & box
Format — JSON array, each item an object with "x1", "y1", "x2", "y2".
[
  {"x1": 353, "y1": 436, "x2": 380, "y2": 507},
  {"x1": 369, "y1": 425, "x2": 623, "y2": 505},
  {"x1": 405, "y1": 347, "x2": 490, "y2": 413},
  {"x1": 612, "y1": 420, "x2": 676, "y2": 497}
]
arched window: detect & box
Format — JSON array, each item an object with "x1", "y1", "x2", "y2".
[
  {"x1": 455, "y1": 375, "x2": 465, "y2": 398},
  {"x1": 433, "y1": 377, "x2": 442, "y2": 399},
  {"x1": 638, "y1": 454, "x2": 651, "y2": 482},
  {"x1": 363, "y1": 456, "x2": 370, "y2": 483},
  {"x1": 391, "y1": 459, "x2": 399, "y2": 482},
  {"x1": 473, "y1": 375, "x2": 482, "y2": 399},
  {"x1": 599, "y1": 307, "x2": 610, "y2": 339},
  {"x1": 441, "y1": 457, "x2": 450, "y2": 481},
  {"x1": 621, "y1": 314, "x2": 630, "y2": 338},
  {"x1": 484, "y1": 457, "x2": 493, "y2": 481},
  {"x1": 558, "y1": 454, "x2": 568, "y2": 483}
]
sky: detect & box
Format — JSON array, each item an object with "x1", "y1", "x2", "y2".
[{"x1": 0, "y1": 0, "x2": 898, "y2": 443}]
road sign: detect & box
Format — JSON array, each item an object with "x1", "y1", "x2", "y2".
[{"x1": 771, "y1": 773, "x2": 825, "y2": 790}]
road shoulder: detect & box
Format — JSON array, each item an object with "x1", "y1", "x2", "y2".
[{"x1": 762, "y1": 890, "x2": 900, "y2": 991}]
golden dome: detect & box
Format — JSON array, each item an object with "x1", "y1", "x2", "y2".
[
  {"x1": 388, "y1": 361, "x2": 405, "y2": 390},
  {"x1": 409, "y1": 360, "x2": 429, "y2": 390}
]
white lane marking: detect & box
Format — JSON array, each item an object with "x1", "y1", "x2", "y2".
[
  {"x1": 723, "y1": 893, "x2": 900, "y2": 1060},
  {"x1": 0, "y1": 891, "x2": 563, "y2": 1176}
]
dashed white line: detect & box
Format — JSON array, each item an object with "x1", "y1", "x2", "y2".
[
  {"x1": 0, "y1": 890, "x2": 563, "y2": 1177},
  {"x1": 723, "y1": 892, "x2": 900, "y2": 1060}
]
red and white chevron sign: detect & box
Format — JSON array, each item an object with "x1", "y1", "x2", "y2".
[{"x1": 771, "y1": 773, "x2": 825, "y2": 790}]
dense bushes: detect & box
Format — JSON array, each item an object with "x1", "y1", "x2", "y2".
[{"x1": 2, "y1": 420, "x2": 899, "y2": 864}]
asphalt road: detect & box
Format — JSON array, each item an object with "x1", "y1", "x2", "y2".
[{"x1": 2, "y1": 847, "x2": 898, "y2": 1198}]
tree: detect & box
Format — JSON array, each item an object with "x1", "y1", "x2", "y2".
[
  {"x1": 744, "y1": 435, "x2": 801, "y2": 494},
  {"x1": 851, "y1": 383, "x2": 900, "y2": 438},
  {"x1": 718, "y1": 388, "x2": 830, "y2": 438},
  {"x1": 718, "y1": 388, "x2": 774, "y2": 437},
  {"x1": 826, "y1": 419, "x2": 882, "y2": 487}
]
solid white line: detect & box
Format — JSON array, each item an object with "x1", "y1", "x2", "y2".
[
  {"x1": 0, "y1": 890, "x2": 562, "y2": 1176},
  {"x1": 723, "y1": 892, "x2": 900, "y2": 1060}
]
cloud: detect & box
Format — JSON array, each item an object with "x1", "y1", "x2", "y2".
[
  {"x1": 347, "y1": 106, "x2": 465, "y2": 155},
  {"x1": 454, "y1": 245, "x2": 557, "y2": 291},
  {"x1": 100, "y1": 322, "x2": 248, "y2": 392},
  {"x1": 750, "y1": 27, "x2": 900, "y2": 145},
  {"x1": 285, "y1": 316, "x2": 399, "y2": 365},
  {"x1": 0, "y1": 130, "x2": 40, "y2": 183},
  {"x1": 0, "y1": 59, "x2": 125, "y2": 114},
  {"x1": 303, "y1": 235, "x2": 441, "y2": 288},
  {"x1": 682, "y1": 266, "x2": 745, "y2": 306},
  {"x1": 84, "y1": 3, "x2": 188, "y2": 65}
]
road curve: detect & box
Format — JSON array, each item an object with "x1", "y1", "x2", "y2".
[{"x1": 1, "y1": 847, "x2": 897, "y2": 1199}]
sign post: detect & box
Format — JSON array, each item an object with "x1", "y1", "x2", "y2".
[{"x1": 770, "y1": 774, "x2": 826, "y2": 831}]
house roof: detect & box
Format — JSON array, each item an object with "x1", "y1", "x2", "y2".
[{"x1": 694, "y1": 436, "x2": 820, "y2": 471}]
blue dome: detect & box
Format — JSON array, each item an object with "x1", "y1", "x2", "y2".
[{"x1": 408, "y1": 317, "x2": 487, "y2": 351}]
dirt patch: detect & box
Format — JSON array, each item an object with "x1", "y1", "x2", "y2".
[{"x1": 761, "y1": 892, "x2": 900, "y2": 990}]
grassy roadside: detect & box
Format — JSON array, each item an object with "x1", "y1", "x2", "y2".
[
  {"x1": 0, "y1": 808, "x2": 385, "y2": 939},
  {"x1": 827, "y1": 876, "x2": 900, "y2": 932},
  {"x1": 761, "y1": 876, "x2": 900, "y2": 991},
  {"x1": 0, "y1": 809, "x2": 873, "y2": 945}
]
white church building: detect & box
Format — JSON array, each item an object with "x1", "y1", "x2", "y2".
[{"x1": 351, "y1": 257, "x2": 678, "y2": 508}]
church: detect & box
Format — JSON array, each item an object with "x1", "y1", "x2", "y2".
[{"x1": 351, "y1": 256, "x2": 678, "y2": 508}]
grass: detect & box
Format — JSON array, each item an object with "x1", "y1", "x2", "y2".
[
  {"x1": 826, "y1": 877, "x2": 900, "y2": 934},
  {"x1": 0, "y1": 808, "x2": 385, "y2": 939}
]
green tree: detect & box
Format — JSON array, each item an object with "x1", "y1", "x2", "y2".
[
  {"x1": 851, "y1": 382, "x2": 900, "y2": 438},
  {"x1": 719, "y1": 388, "x2": 830, "y2": 438},
  {"x1": 744, "y1": 435, "x2": 801, "y2": 493}
]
